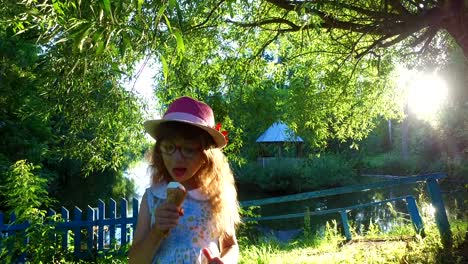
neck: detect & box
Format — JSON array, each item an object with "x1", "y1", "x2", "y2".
[{"x1": 181, "y1": 176, "x2": 201, "y2": 190}]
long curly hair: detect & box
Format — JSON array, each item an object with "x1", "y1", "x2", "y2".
[{"x1": 146, "y1": 122, "x2": 241, "y2": 235}]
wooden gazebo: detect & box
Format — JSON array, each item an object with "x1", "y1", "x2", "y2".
[{"x1": 256, "y1": 121, "x2": 304, "y2": 167}]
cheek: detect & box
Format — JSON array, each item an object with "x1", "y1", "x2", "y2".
[{"x1": 162, "y1": 155, "x2": 172, "y2": 168}]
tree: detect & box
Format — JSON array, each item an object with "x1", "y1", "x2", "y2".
[
  {"x1": 4, "y1": 0, "x2": 465, "y2": 155},
  {"x1": 0, "y1": 6, "x2": 143, "y2": 208},
  {"x1": 223, "y1": 0, "x2": 468, "y2": 59}
]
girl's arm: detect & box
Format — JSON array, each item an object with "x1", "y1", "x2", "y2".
[
  {"x1": 128, "y1": 192, "x2": 180, "y2": 264},
  {"x1": 219, "y1": 232, "x2": 239, "y2": 264},
  {"x1": 128, "y1": 192, "x2": 159, "y2": 263}
]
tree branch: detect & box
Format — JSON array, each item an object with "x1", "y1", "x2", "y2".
[
  {"x1": 379, "y1": 30, "x2": 415, "y2": 48},
  {"x1": 188, "y1": 0, "x2": 226, "y2": 31},
  {"x1": 418, "y1": 28, "x2": 438, "y2": 54},
  {"x1": 409, "y1": 27, "x2": 438, "y2": 48},
  {"x1": 255, "y1": 31, "x2": 281, "y2": 57},
  {"x1": 226, "y1": 17, "x2": 301, "y2": 31},
  {"x1": 388, "y1": 0, "x2": 411, "y2": 15},
  {"x1": 356, "y1": 35, "x2": 390, "y2": 59}
]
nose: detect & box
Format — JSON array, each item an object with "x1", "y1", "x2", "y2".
[{"x1": 172, "y1": 148, "x2": 185, "y2": 160}]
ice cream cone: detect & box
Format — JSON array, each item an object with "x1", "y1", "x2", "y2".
[
  {"x1": 166, "y1": 185, "x2": 187, "y2": 207},
  {"x1": 153, "y1": 182, "x2": 187, "y2": 243}
]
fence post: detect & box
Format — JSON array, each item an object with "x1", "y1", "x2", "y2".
[
  {"x1": 109, "y1": 199, "x2": 116, "y2": 248},
  {"x1": 426, "y1": 178, "x2": 452, "y2": 247},
  {"x1": 0, "y1": 212, "x2": 3, "y2": 232},
  {"x1": 61, "y1": 207, "x2": 69, "y2": 250},
  {"x1": 405, "y1": 196, "x2": 425, "y2": 236},
  {"x1": 132, "y1": 198, "x2": 139, "y2": 238},
  {"x1": 120, "y1": 198, "x2": 128, "y2": 247},
  {"x1": 9, "y1": 212, "x2": 16, "y2": 234},
  {"x1": 98, "y1": 200, "x2": 105, "y2": 250},
  {"x1": 73, "y1": 207, "x2": 82, "y2": 257},
  {"x1": 0, "y1": 212, "x2": 3, "y2": 254},
  {"x1": 87, "y1": 206, "x2": 95, "y2": 256},
  {"x1": 339, "y1": 211, "x2": 352, "y2": 241}
]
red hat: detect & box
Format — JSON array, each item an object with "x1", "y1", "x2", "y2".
[{"x1": 144, "y1": 96, "x2": 227, "y2": 148}]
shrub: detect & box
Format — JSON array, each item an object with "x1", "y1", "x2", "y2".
[
  {"x1": 296, "y1": 154, "x2": 356, "y2": 191},
  {"x1": 361, "y1": 152, "x2": 443, "y2": 175},
  {"x1": 236, "y1": 154, "x2": 357, "y2": 193},
  {"x1": 0, "y1": 160, "x2": 70, "y2": 263}
]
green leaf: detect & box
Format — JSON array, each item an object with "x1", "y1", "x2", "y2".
[
  {"x1": 76, "y1": 25, "x2": 93, "y2": 52},
  {"x1": 169, "y1": 0, "x2": 176, "y2": 10},
  {"x1": 157, "y1": 4, "x2": 166, "y2": 18},
  {"x1": 137, "y1": 0, "x2": 143, "y2": 14},
  {"x1": 95, "y1": 40, "x2": 105, "y2": 55},
  {"x1": 163, "y1": 14, "x2": 172, "y2": 33},
  {"x1": 102, "y1": 0, "x2": 111, "y2": 17},
  {"x1": 161, "y1": 56, "x2": 168, "y2": 82},
  {"x1": 173, "y1": 29, "x2": 185, "y2": 56}
]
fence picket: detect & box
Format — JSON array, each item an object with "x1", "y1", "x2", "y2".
[
  {"x1": 120, "y1": 198, "x2": 128, "y2": 246},
  {"x1": 132, "y1": 198, "x2": 139, "y2": 237},
  {"x1": 87, "y1": 206, "x2": 95, "y2": 255},
  {"x1": 61, "y1": 207, "x2": 69, "y2": 250},
  {"x1": 9, "y1": 213, "x2": 16, "y2": 238},
  {"x1": 48, "y1": 208, "x2": 56, "y2": 217},
  {"x1": 109, "y1": 199, "x2": 116, "y2": 248},
  {"x1": 0, "y1": 212, "x2": 3, "y2": 232},
  {"x1": 98, "y1": 200, "x2": 105, "y2": 250},
  {"x1": 73, "y1": 207, "x2": 82, "y2": 256}
]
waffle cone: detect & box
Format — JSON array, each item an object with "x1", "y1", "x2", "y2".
[
  {"x1": 166, "y1": 188, "x2": 187, "y2": 207},
  {"x1": 153, "y1": 185, "x2": 187, "y2": 243}
]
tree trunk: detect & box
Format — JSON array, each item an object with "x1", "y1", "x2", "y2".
[
  {"x1": 442, "y1": 0, "x2": 468, "y2": 59},
  {"x1": 401, "y1": 104, "x2": 409, "y2": 160}
]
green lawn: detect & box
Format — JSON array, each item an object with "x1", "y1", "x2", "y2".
[{"x1": 238, "y1": 220, "x2": 468, "y2": 264}]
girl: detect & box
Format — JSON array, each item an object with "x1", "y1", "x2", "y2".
[{"x1": 129, "y1": 96, "x2": 241, "y2": 264}]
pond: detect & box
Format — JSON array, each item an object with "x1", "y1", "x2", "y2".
[{"x1": 237, "y1": 176, "x2": 467, "y2": 239}]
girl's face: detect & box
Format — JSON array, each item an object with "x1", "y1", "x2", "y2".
[{"x1": 160, "y1": 137, "x2": 205, "y2": 190}]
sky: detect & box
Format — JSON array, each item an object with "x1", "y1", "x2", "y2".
[
  {"x1": 123, "y1": 59, "x2": 159, "y2": 199},
  {"x1": 124, "y1": 58, "x2": 160, "y2": 120}
]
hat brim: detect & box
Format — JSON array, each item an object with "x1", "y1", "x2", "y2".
[{"x1": 143, "y1": 119, "x2": 227, "y2": 148}]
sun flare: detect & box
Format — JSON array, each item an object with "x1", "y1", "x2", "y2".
[{"x1": 397, "y1": 67, "x2": 448, "y2": 124}]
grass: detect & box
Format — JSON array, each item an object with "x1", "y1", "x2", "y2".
[
  {"x1": 238, "y1": 220, "x2": 468, "y2": 264},
  {"x1": 9, "y1": 217, "x2": 463, "y2": 263}
]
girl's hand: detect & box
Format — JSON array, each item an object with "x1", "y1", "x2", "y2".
[
  {"x1": 202, "y1": 248, "x2": 224, "y2": 264},
  {"x1": 154, "y1": 202, "x2": 182, "y2": 231}
]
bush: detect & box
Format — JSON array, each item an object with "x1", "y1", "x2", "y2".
[
  {"x1": 0, "y1": 160, "x2": 71, "y2": 263},
  {"x1": 296, "y1": 154, "x2": 356, "y2": 191},
  {"x1": 236, "y1": 155, "x2": 357, "y2": 193},
  {"x1": 361, "y1": 152, "x2": 445, "y2": 175}
]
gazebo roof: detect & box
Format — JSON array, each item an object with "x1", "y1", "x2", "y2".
[{"x1": 256, "y1": 121, "x2": 304, "y2": 143}]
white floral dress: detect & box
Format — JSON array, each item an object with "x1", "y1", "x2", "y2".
[{"x1": 146, "y1": 183, "x2": 221, "y2": 264}]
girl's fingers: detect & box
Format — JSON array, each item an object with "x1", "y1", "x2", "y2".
[
  {"x1": 202, "y1": 248, "x2": 224, "y2": 264},
  {"x1": 158, "y1": 217, "x2": 179, "y2": 225},
  {"x1": 202, "y1": 248, "x2": 213, "y2": 261},
  {"x1": 154, "y1": 203, "x2": 183, "y2": 229},
  {"x1": 158, "y1": 202, "x2": 180, "y2": 213},
  {"x1": 210, "y1": 258, "x2": 224, "y2": 264}
]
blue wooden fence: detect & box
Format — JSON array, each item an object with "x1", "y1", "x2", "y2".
[
  {"x1": 0, "y1": 173, "x2": 452, "y2": 261},
  {"x1": 240, "y1": 173, "x2": 451, "y2": 245},
  {"x1": 0, "y1": 198, "x2": 139, "y2": 260}
]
